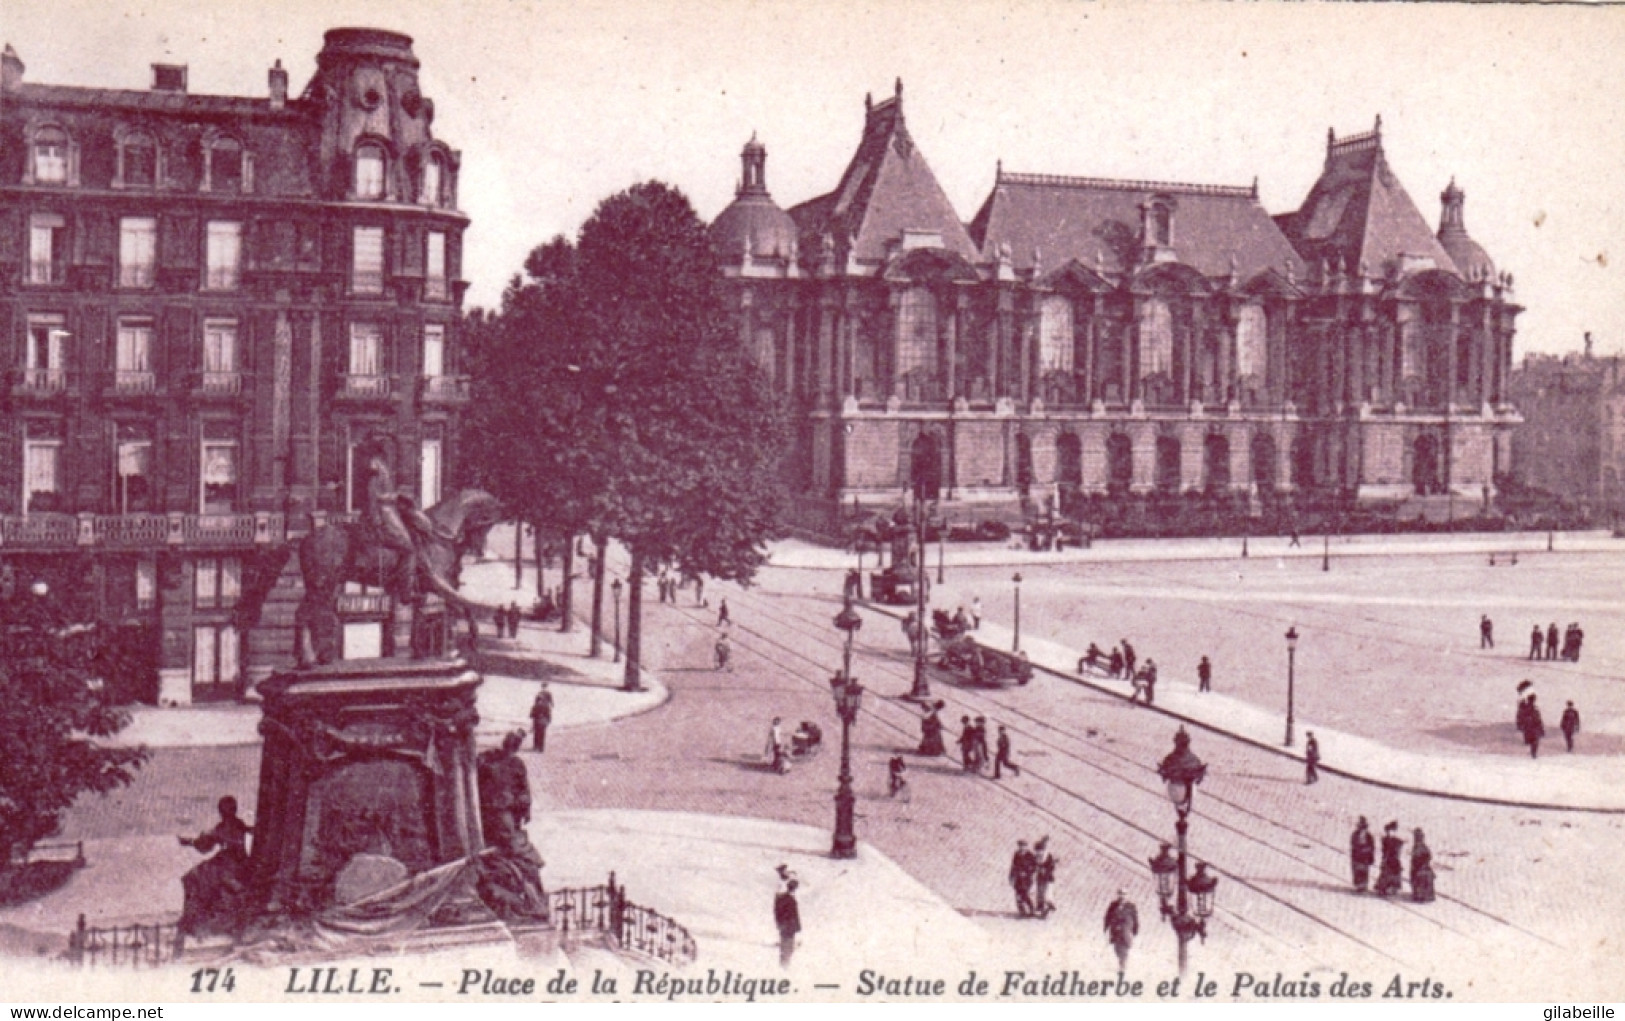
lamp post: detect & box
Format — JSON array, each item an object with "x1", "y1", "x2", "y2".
[
  {"x1": 611, "y1": 578, "x2": 623, "y2": 664},
  {"x1": 1012, "y1": 572, "x2": 1023, "y2": 653},
  {"x1": 1284, "y1": 625, "x2": 1299, "y2": 747},
  {"x1": 1151, "y1": 727, "x2": 1218, "y2": 976},
  {"x1": 1321, "y1": 530, "x2": 1330, "y2": 572},
  {"x1": 831, "y1": 599, "x2": 865, "y2": 860},
  {"x1": 906, "y1": 497, "x2": 933, "y2": 702},
  {"x1": 937, "y1": 519, "x2": 946, "y2": 585}
]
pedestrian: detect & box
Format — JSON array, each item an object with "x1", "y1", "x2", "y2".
[
  {"x1": 918, "y1": 701, "x2": 947, "y2": 757},
  {"x1": 1479, "y1": 614, "x2": 1493, "y2": 649},
  {"x1": 973, "y1": 717, "x2": 990, "y2": 773},
  {"x1": 1304, "y1": 731, "x2": 1320, "y2": 784},
  {"x1": 1409, "y1": 828, "x2": 1436, "y2": 903},
  {"x1": 1033, "y1": 837, "x2": 1057, "y2": 918},
  {"x1": 1122, "y1": 640, "x2": 1137, "y2": 678},
  {"x1": 1546, "y1": 622, "x2": 1559, "y2": 660},
  {"x1": 1573, "y1": 623, "x2": 1585, "y2": 662},
  {"x1": 695, "y1": 575, "x2": 705, "y2": 607},
  {"x1": 1374, "y1": 821, "x2": 1405, "y2": 897},
  {"x1": 1289, "y1": 527, "x2": 1302, "y2": 548},
  {"x1": 971, "y1": 596, "x2": 982, "y2": 629},
  {"x1": 717, "y1": 599, "x2": 730, "y2": 627},
  {"x1": 1142, "y1": 659, "x2": 1158, "y2": 705},
  {"x1": 774, "y1": 879, "x2": 801, "y2": 968},
  {"x1": 766, "y1": 716, "x2": 785, "y2": 772},
  {"x1": 888, "y1": 755, "x2": 908, "y2": 798},
  {"x1": 1521, "y1": 694, "x2": 1545, "y2": 758},
  {"x1": 715, "y1": 631, "x2": 733, "y2": 672},
  {"x1": 1108, "y1": 647, "x2": 1124, "y2": 679},
  {"x1": 992, "y1": 725, "x2": 1021, "y2": 779},
  {"x1": 1561, "y1": 700, "x2": 1581, "y2": 752},
  {"x1": 1350, "y1": 816, "x2": 1376, "y2": 893},
  {"x1": 1197, "y1": 655, "x2": 1212, "y2": 693},
  {"x1": 958, "y1": 716, "x2": 978, "y2": 772},
  {"x1": 509, "y1": 602, "x2": 522, "y2": 637},
  {"x1": 529, "y1": 683, "x2": 554, "y2": 753},
  {"x1": 1529, "y1": 624, "x2": 1543, "y2": 660},
  {"x1": 1103, "y1": 890, "x2": 1138, "y2": 970},
  {"x1": 1009, "y1": 840, "x2": 1036, "y2": 917}
]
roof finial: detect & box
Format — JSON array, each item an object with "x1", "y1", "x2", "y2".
[
  {"x1": 1327, "y1": 126, "x2": 1335, "y2": 150},
  {"x1": 1373, "y1": 113, "x2": 1382, "y2": 137},
  {"x1": 996, "y1": 158, "x2": 1002, "y2": 180},
  {"x1": 895, "y1": 77, "x2": 903, "y2": 98},
  {"x1": 865, "y1": 92, "x2": 873, "y2": 115},
  {"x1": 1251, "y1": 176, "x2": 1259, "y2": 199}
]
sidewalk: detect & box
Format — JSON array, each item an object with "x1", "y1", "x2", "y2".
[
  {"x1": 768, "y1": 529, "x2": 1621, "y2": 571},
  {"x1": 863, "y1": 603, "x2": 1625, "y2": 812}
]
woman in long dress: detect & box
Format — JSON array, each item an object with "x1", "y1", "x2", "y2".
[
  {"x1": 178, "y1": 795, "x2": 253, "y2": 938},
  {"x1": 1374, "y1": 820, "x2": 1405, "y2": 897},
  {"x1": 1410, "y1": 828, "x2": 1436, "y2": 903}
]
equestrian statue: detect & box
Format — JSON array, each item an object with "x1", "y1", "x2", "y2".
[{"x1": 237, "y1": 456, "x2": 504, "y2": 666}]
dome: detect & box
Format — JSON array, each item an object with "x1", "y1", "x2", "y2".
[
  {"x1": 709, "y1": 134, "x2": 798, "y2": 268},
  {"x1": 1437, "y1": 178, "x2": 1495, "y2": 282}
]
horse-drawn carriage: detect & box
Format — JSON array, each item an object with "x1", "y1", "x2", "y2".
[
  {"x1": 929, "y1": 610, "x2": 1033, "y2": 688},
  {"x1": 870, "y1": 563, "x2": 926, "y2": 606}
]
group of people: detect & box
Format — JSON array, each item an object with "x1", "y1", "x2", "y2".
[
  {"x1": 1526, "y1": 621, "x2": 1585, "y2": 662},
  {"x1": 1514, "y1": 690, "x2": 1582, "y2": 757},
  {"x1": 1349, "y1": 817, "x2": 1434, "y2": 902},
  {"x1": 492, "y1": 602, "x2": 524, "y2": 639},
  {"x1": 655, "y1": 572, "x2": 703, "y2": 606},
  {"x1": 1008, "y1": 837, "x2": 1059, "y2": 919},
  {"x1": 957, "y1": 715, "x2": 1021, "y2": 779}
]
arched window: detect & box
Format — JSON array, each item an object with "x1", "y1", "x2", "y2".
[
  {"x1": 118, "y1": 130, "x2": 157, "y2": 188},
  {"x1": 421, "y1": 153, "x2": 443, "y2": 206},
  {"x1": 1015, "y1": 433, "x2": 1034, "y2": 496},
  {"x1": 1039, "y1": 295, "x2": 1074, "y2": 373},
  {"x1": 910, "y1": 432, "x2": 941, "y2": 501},
  {"x1": 1139, "y1": 298, "x2": 1173, "y2": 377},
  {"x1": 1056, "y1": 433, "x2": 1083, "y2": 489},
  {"x1": 1236, "y1": 304, "x2": 1267, "y2": 379},
  {"x1": 897, "y1": 287, "x2": 938, "y2": 385},
  {"x1": 1107, "y1": 433, "x2": 1134, "y2": 493},
  {"x1": 355, "y1": 143, "x2": 386, "y2": 200},
  {"x1": 1203, "y1": 434, "x2": 1231, "y2": 490},
  {"x1": 31, "y1": 125, "x2": 71, "y2": 184},
  {"x1": 205, "y1": 136, "x2": 246, "y2": 193},
  {"x1": 1155, "y1": 436, "x2": 1182, "y2": 492},
  {"x1": 1251, "y1": 432, "x2": 1277, "y2": 492}
]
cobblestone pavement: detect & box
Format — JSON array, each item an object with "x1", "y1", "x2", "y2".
[{"x1": 47, "y1": 545, "x2": 1625, "y2": 999}]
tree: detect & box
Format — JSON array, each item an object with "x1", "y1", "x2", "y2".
[
  {"x1": 0, "y1": 578, "x2": 147, "y2": 867},
  {"x1": 571, "y1": 182, "x2": 790, "y2": 688}
]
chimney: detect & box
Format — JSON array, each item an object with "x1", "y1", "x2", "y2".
[
  {"x1": 268, "y1": 59, "x2": 288, "y2": 109},
  {"x1": 1, "y1": 44, "x2": 23, "y2": 92},
  {"x1": 151, "y1": 63, "x2": 187, "y2": 92}
]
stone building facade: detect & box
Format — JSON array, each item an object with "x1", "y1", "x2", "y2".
[
  {"x1": 0, "y1": 29, "x2": 470, "y2": 702},
  {"x1": 1506, "y1": 338, "x2": 1625, "y2": 518},
  {"x1": 709, "y1": 84, "x2": 1523, "y2": 524}
]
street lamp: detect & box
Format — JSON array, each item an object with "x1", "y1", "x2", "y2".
[
  {"x1": 906, "y1": 497, "x2": 933, "y2": 702},
  {"x1": 1321, "y1": 530, "x2": 1330, "y2": 572},
  {"x1": 830, "y1": 601, "x2": 865, "y2": 860},
  {"x1": 1284, "y1": 626, "x2": 1299, "y2": 747},
  {"x1": 937, "y1": 517, "x2": 946, "y2": 586},
  {"x1": 1152, "y1": 727, "x2": 1218, "y2": 976},
  {"x1": 1012, "y1": 572, "x2": 1023, "y2": 653},
  {"x1": 611, "y1": 577, "x2": 623, "y2": 664}
]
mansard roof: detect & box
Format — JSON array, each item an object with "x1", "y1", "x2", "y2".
[
  {"x1": 787, "y1": 81, "x2": 979, "y2": 267},
  {"x1": 1276, "y1": 119, "x2": 1459, "y2": 278},
  {"x1": 967, "y1": 169, "x2": 1305, "y2": 281}
]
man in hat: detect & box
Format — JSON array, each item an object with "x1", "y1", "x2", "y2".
[
  {"x1": 1197, "y1": 655, "x2": 1212, "y2": 693},
  {"x1": 1521, "y1": 694, "x2": 1546, "y2": 758},
  {"x1": 1529, "y1": 624, "x2": 1543, "y2": 660},
  {"x1": 1349, "y1": 817, "x2": 1376, "y2": 892},
  {"x1": 958, "y1": 716, "x2": 978, "y2": 772},
  {"x1": 1304, "y1": 731, "x2": 1321, "y2": 784},
  {"x1": 1479, "y1": 614, "x2": 1494, "y2": 649},
  {"x1": 1009, "y1": 840, "x2": 1036, "y2": 917},
  {"x1": 1561, "y1": 700, "x2": 1581, "y2": 752},
  {"x1": 1103, "y1": 890, "x2": 1139, "y2": 970},
  {"x1": 992, "y1": 724, "x2": 1021, "y2": 779},
  {"x1": 972, "y1": 718, "x2": 991, "y2": 774},
  {"x1": 1033, "y1": 838, "x2": 1057, "y2": 918},
  {"x1": 774, "y1": 879, "x2": 801, "y2": 968},
  {"x1": 529, "y1": 683, "x2": 554, "y2": 753},
  {"x1": 1546, "y1": 622, "x2": 1560, "y2": 660}
]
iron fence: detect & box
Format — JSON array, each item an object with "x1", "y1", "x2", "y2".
[{"x1": 67, "y1": 914, "x2": 182, "y2": 967}]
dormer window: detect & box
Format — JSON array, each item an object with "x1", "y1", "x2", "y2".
[
  {"x1": 355, "y1": 144, "x2": 385, "y2": 200},
  {"x1": 119, "y1": 131, "x2": 157, "y2": 188},
  {"x1": 32, "y1": 126, "x2": 70, "y2": 184},
  {"x1": 421, "y1": 154, "x2": 443, "y2": 206},
  {"x1": 1151, "y1": 204, "x2": 1172, "y2": 247},
  {"x1": 204, "y1": 136, "x2": 247, "y2": 194}
]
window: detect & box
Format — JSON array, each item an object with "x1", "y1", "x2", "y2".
[
  {"x1": 207, "y1": 138, "x2": 244, "y2": 193},
  {"x1": 28, "y1": 213, "x2": 64, "y2": 284},
  {"x1": 32, "y1": 127, "x2": 69, "y2": 184},
  {"x1": 26, "y1": 315, "x2": 68, "y2": 389},
  {"x1": 422, "y1": 324, "x2": 445, "y2": 377},
  {"x1": 1236, "y1": 304, "x2": 1267, "y2": 379},
  {"x1": 24, "y1": 441, "x2": 62, "y2": 514},
  {"x1": 200, "y1": 442, "x2": 238, "y2": 513},
  {"x1": 425, "y1": 231, "x2": 447, "y2": 300},
  {"x1": 115, "y1": 319, "x2": 155, "y2": 392},
  {"x1": 205, "y1": 221, "x2": 242, "y2": 290},
  {"x1": 421, "y1": 155, "x2": 443, "y2": 206},
  {"x1": 115, "y1": 440, "x2": 154, "y2": 513},
  {"x1": 352, "y1": 226, "x2": 384, "y2": 293},
  {"x1": 896, "y1": 287, "x2": 938, "y2": 381},
  {"x1": 1039, "y1": 296, "x2": 1074, "y2": 373},
  {"x1": 192, "y1": 624, "x2": 240, "y2": 686},
  {"x1": 354, "y1": 144, "x2": 385, "y2": 200},
  {"x1": 349, "y1": 323, "x2": 384, "y2": 377},
  {"x1": 420, "y1": 439, "x2": 442, "y2": 509},
  {"x1": 120, "y1": 132, "x2": 157, "y2": 187},
  {"x1": 135, "y1": 560, "x2": 157, "y2": 611},
  {"x1": 1138, "y1": 298, "x2": 1173, "y2": 377},
  {"x1": 202, "y1": 319, "x2": 238, "y2": 391},
  {"x1": 194, "y1": 557, "x2": 242, "y2": 609},
  {"x1": 119, "y1": 217, "x2": 157, "y2": 288},
  {"x1": 1152, "y1": 204, "x2": 1172, "y2": 247}
]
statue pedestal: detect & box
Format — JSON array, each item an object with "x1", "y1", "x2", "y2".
[{"x1": 248, "y1": 657, "x2": 491, "y2": 927}]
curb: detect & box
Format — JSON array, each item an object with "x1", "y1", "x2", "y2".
[{"x1": 860, "y1": 600, "x2": 1625, "y2": 816}]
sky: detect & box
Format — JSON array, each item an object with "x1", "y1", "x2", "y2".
[{"x1": 7, "y1": 0, "x2": 1623, "y2": 358}]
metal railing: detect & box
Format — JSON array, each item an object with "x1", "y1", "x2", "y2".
[
  {"x1": 67, "y1": 914, "x2": 181, "y2": 968},
  {"x1": 341, "y1": 374, "x2": 392, "y2": 399},
  {"x1": 18, "y1": 367, "x2": 69, "y2": 393},
  {"x1": 551, "y1": 874, "x2": 697, "y2": 967},
  {"x1": 2, "y1": 512, "x2": 283, "y2": 551},
  {"x1": 1, "y1": 514, "x2": 78, "y2": 547},
  {"x1": 196, "y1": 370, "x2": 243, "y2": 396},
  {"x1": 185, "y1": 514, "x2": 261, "y2": 546},
  {"x1": 95, "y1": 514, "x2": 170, "y2": 547},
  {"x1": 420, "y1": 375, "x2": 470, "y2": 403},
  {"x1": 113, "y1": 370, "x2": 158, "y2": 394}
]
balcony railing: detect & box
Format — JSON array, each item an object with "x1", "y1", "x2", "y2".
[
  {"x1": 425, "y1": 276, "x2": 448, "y2": 301},
  {"x1": 340, "y1": 374, "x2": 393, "y2": 400},
  {"x1": 18, "y1": 367, "x2": 69, "y2": 393},
  {"x1": 112, "y1": 370, "x2": 158, "y2": 394},
  {"x1": 1, "y1": 511, "x2": 284, "y2": 551},
  {"x1": 195, "y1": 370, "x2": 243, "y2": 396},
  {"x1": 0, "y1": 514, "x2": 78, "y2": 548},
  {"x1": 351, "y1": 270, "x2": 385, "y2": 295},
  {"x1": 119, "y1": 264, "x2": 155, "y2": 289},
  {"x1": 204, "y1": 267, "x2": 240, "y2": 291},
  {"x1": 95, "y1": 514, "x2": 169, "y2": 547},
  {"x1": 420, "y1": 375, "x2": 470, "y2": 404},
  {"x1": 186, "y1": 514, "x2": 259, "y2": 546}
]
